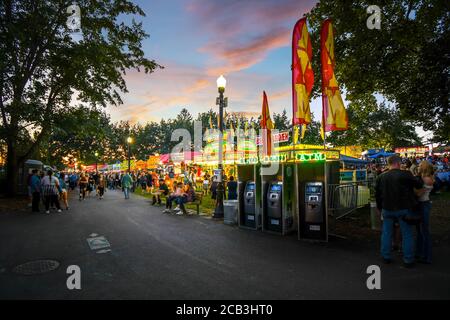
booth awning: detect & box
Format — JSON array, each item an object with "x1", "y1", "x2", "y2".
[
  {"x1": 367, "y1": 152, "x2": 395, "y2": 158},
  {"x1": 340, "y1": 155, "x2": 368, "y2": 164}
]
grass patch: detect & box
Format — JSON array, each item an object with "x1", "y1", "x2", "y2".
[{"x1": 133, "y1": 186, "x2": 216, "y2": 215}]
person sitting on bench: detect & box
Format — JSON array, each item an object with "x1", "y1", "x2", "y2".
[
  {"x1": 173, "y1": 183, "x2": 196, "y2": 215},
  {"x1": 152, "y1": 179, "x2": 169, "y2": 205},
  {"x1": 163, "y1": 182, "x2": 184, "y2": 213}
]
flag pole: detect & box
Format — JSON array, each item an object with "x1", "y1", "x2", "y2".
[{"x1": 322, "y1": 69, "x2": 329, "y2": 243}]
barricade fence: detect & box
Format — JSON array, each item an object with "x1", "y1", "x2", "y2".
[{"x1": 327, "y1": 179, "x2": 376, "y2": 221}]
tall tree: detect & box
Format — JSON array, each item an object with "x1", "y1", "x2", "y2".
[
  {"x1": 0, "y1": 0, "x2": 160, "y2": 195},
  {"x1": 273, "y1": 109, "x2": 290, "y2": 130},
  {"x1": 306, "y1": 0, "x2": 449, "y2": 143}
]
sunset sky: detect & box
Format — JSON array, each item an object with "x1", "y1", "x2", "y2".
[{"x1": 107, "y1": 0, "x2": 320, "y2": 124}]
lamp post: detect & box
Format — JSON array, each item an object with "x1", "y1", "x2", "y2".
[
  {"x1": 213, "y1": 75, "x2": 228, "y2": 219},
  {"x1": 94, "y1": 151, "x2": 99, "y2": 173},
  {"x1": 127, "y1": 137, "x2": 133, "y2": 172}
]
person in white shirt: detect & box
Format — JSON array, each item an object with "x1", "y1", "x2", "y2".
[{"x1": 41, "y1": 170, "x2": 62, "y2": 214}]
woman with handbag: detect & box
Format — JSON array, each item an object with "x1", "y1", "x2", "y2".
[{"x1": 415, "y1": 161, "x2": 434, "y2": 264}]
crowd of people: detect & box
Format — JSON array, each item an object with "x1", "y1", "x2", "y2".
[
  {"x1": 28, "y1": 166, "x2": 239, "y2": 216},
  {"x1": 374, "y1": 154, "x2": 448, "y2": 268},
  {"x1": 28, "y1": 152, "x2": 447, "y2": 264}
]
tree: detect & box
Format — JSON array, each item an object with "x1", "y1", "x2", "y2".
[
  {"x1": 44, "y1": 106, "x2": 112, "y2": 168},
  {"x1": 0, "y1": 0, "x2": 160, "y2": 194},
  {"x1": 306, "y1": 0, "x2": 449, "y2": 143},
  {"x1": 327, "y1": 101, "x2": 422, "y2": 150},
  {"x1": 273, "y1": 109, "x2": 290, "y2": 130}
]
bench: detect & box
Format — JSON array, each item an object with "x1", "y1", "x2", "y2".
[
  {"x1": 192, "y1": 192, "x2": 203, "y2": 215},
  {"x1": 180, "y1": 192, "x2": 204, "y2": 215}
]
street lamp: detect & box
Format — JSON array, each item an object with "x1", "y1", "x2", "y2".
[
  {"x1": 127, "y1": 137, "x2": 133, "y2": 172},
  {"x1": 214, "y1": 75, "x2": 228, "y2": 219},
  {"x1": 94, "y1": 151, "x2": 99, "y2": 173}
]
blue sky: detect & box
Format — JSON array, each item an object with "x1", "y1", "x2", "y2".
[
  {"x1": 107, "y1": 0, "x2": 320, "y2": 123},
  {"x1": 104, "y1": 0, "x2": 430, "y2": 142}
]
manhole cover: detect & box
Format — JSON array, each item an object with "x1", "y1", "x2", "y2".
[{"x1": 13, "y1": 260, "x2": 60, "y2": 275}]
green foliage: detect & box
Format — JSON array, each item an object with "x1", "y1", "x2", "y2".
[
  {"x1": 0, "y1": 0, "x2": 160, "y2": 193},
  {"x1": 306, "y1": 0, "x2": 449, "y2": 143}
]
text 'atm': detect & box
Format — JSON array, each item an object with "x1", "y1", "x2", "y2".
[
  {"x1": 266, "y1": 181, "x2": 283, "y2": 232},
  {"x1": 243, "y1": 182, "x2": 256, "y2": 227}
]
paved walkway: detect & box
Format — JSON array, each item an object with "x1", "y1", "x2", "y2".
[{"x1": 0, "y1": 189, "x2": 449, "y2": 299}]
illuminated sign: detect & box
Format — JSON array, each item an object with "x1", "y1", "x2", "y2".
[
  {"x1": 256, "y1": 131, "x2": 290, "y2": 145},
  {"x1": 238, "y1": 157, "x2": 258, "y2": 165},
  {"x1": 394, "y1": 146, "x2": 429, "y2": 154},
  {"x1": 261, "y1": 153, "x2": 288, "y2": 163},
  {"x1": 295, "y1": 152, "x2": 326, "y2": 162},
  {"x1": 237, "y1": 139, "x2": 257, "y2": 152},
  {"x1": 324, "y1": 150, "x2": 340, "y2": 160}
]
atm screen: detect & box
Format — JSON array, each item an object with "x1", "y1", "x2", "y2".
[
  {"x1": 270, "y1": 184, "x2": 282, "y2": 192},
  {"x1": 246, "y1": 183, "x2": 255, "y2": 190},
  {"x1": 306, "y1": 186, "x2": 321, "y2": 194}
]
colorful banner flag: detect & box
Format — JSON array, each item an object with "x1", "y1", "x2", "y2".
[
  {"x1": 301, "y1": 124, "x2": 307, "y2": 140},
  {"x1": 209, "y1": 113, "x2": 213, "y2": 129},
  {"x1": 260, "y1": 91, "x2": 274, "y2": 156},
  {"x1": 292, "y1": 17, "x2": 314, "y2": 126},
  {"x1": 293, "y1": 126, "x2": 299, "y2": 145},
  {"x1": 321, "y1": 19, "x2": 348, "y2": 132}
]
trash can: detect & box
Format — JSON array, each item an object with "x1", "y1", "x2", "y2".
[{"x1": 224, "y1": 200, "x2": 238, "y2": 225}]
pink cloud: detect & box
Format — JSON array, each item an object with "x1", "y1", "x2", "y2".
[{"x1": 188, "y1": 0, "x2": 316, "y2": 74}]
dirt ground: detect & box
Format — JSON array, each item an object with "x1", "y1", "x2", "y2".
[{"x1": 334, "y1": 192, "x2": 450, "y2": 247}]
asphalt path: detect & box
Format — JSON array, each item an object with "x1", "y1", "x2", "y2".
[{"x1": 1, "y1": 188, "x2": 449, "y2": 299}]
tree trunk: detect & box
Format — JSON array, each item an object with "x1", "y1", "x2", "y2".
[{"x1": 6, "y1": 140, "x2": 20, "y2": 196}]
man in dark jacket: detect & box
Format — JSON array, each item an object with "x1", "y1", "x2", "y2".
[{"x1": 375, "y1": 155, "x2": 423, "y2": 267}]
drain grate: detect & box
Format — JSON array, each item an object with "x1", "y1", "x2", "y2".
[{"x1": 13, "y1": 259, "x2": 60, "y2": 275}]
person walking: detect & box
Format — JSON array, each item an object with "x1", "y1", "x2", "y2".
[
  {"x1": 139, "y1": 173, "x2": 148, "y2": 194},
  {"x1": 30, "y1": 169, "x2": 41, "y2": 213},
  {"x1": 415, "y1": 160, "x2": 434, "y2": 264},
  {"x1": 79, "y1": 173, "x2": 89, "y2": 200},
  {"x1": 121, "y1": 171, "x2": 133, "y2": 199},
  {"x1": 97, "y1": 174, "x2": 107, "y2": 199},
  {"x1": 41, "y1": 170, "x2": 62, "y2": 214},
  {"x1": 58, "y1": 172, "x2": 69, "y2": 210},
  {"x1": 375, "y1": 155, "x2": 423, "y2": 267}
]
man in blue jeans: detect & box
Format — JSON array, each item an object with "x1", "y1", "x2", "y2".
[{"x1": 375, "y1": 155, "x2": 423, "y2": 268}]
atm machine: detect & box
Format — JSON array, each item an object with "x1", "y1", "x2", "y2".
[
  {"x1": 243, "y1": 182, "x2": 257, "y2": 228},
  {"x1": 265, "y1": 181, "x2": 283, "y2": 232},
  {"x1": 300, "y1": 181, "x2": 327, "y2": 240},
  {"x1": 305, "y1": 182, "x2": 324, "y2": 224}
]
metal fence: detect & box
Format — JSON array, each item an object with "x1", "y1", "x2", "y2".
[{"x1": 327, "y1": 179, "x2": 376, "y2": 221}]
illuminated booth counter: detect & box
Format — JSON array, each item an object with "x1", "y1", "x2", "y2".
[{"x1": 237, "y1": 147, "x2": 340, "y2": 242}]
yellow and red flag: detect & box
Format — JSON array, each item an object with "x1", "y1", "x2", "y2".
[
  {"x1": 321, "y1": 19, "x2": 348, "y2": 132},
  {"x1": 292, "y1": 17, "x2": 314, "y2": 126},
  {"x1": 260, "y1": 91, "x2": 274, "y2": 156}
]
